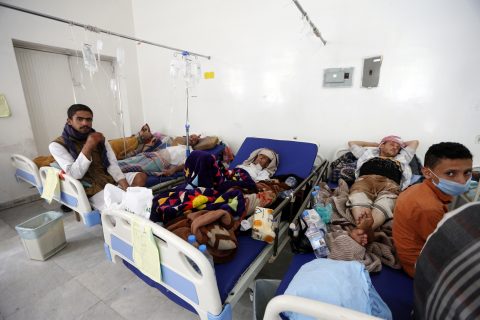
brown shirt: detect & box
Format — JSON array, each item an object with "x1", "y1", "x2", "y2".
[{"x1": 392, "y1": 179, "x2": 452, "y2": 277}]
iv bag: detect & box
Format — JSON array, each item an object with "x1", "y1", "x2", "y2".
[
  {"x1": 82, "y1": 43, "x2": 98, "y2": 75},
  {"x1": 96, "y1": 39, "x2": 103, "y2": 61},
  {"x1": 169, "y1": 57, "x2": 180, "y2": 78},
  {"x1": 116, "y1": 48, "x2": 125, "y2": 67}
]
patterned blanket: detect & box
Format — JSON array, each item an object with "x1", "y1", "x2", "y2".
[
  {"x1": 320, "y1": 180, "x2": 400, "y2": 272},
  {"x1": 150, "y1": 151, "x2": 289, "y2": 223},
  {"x1": 151, "y1": 187, "x2": 246, "y2": 224}
]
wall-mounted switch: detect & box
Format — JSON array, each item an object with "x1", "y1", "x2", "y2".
[
  {"x1": 323, "y1": 67, "x2": 354, "y2": 87},
  {"x1": 362, "y1": 56, "x2": 382, "y2": 88}
]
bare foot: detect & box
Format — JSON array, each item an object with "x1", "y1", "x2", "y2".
[
  {"x1": 357, "y1": 210, "x2": 374, "y2": 231},
  {"x1": 350, "y1": 228, "x2": 368, "y2": 246},
  {"x1": 357, "y1": 210, "x2": 375, "y2": 244},
  {"x1": 353, "y1": 207, "x2": 372, "y2": 225}
]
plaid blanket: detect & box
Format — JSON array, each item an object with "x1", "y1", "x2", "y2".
[
  {"x1": 414, "y1": 202, "x2": 480, "y2": 320},
  {"x1": 117, "y1": 151, "x2": 169, "y2": 175},
  {"x1": 320, "y1": 180, "x2": 399, "y2": 272}
]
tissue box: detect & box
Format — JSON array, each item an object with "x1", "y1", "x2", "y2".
[{"x1": 252, "y1": 207, "x2": 277, "y2": 244}]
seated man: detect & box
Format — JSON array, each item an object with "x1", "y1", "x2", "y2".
[
  {"x1": 393, "y1": 142, "x2": 472, "y2": 277},
  {"x1": 117, "y1": 135, "x2": 201, "y2": 177},
  {"x1": 347, "y1": 136, "x2": 419, "y2": 245},
  {"x1": 49, "y1": 104, "x2": 147, "y2": 208}
]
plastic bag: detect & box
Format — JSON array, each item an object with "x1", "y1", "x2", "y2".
[
  {"x1": 122, "y1": 187, "x2": 153, "y2": 219},
  {"x1": 104, "y1": 184, "x2": 153, "y2": 219}
]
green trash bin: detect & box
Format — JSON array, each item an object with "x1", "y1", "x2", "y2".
[{"x1": 15, "y1": 211, "x2": 67, "y2": 261}]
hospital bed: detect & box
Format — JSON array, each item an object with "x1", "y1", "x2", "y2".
[
  {"x1": 268, "y1": 202, "x2": 480, "y2": 320},
  {"x1": 11, "y1": 153, "x2": 100, "y2": 226},
  {"x1": 102, "y1": 137, "x2": 328, "y2": 320},
  {"x1": 10, "y1": 141, "x2": 226, "y2": 226},
  {"x1": 268, "y1": 162, "x2": 414, "y2": 320}
]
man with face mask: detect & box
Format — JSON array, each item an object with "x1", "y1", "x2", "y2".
[
  {"x1": 49, "y1": 104, "x2": 147, "y2": 209},
  {"x1": 346, "y1": 136, "x2": 419, "y2": 246},
  {"x1": 393, "y1": 142, "x2": 473, "y2": 277}
]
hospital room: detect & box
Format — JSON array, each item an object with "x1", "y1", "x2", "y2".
[{"x1": 1, "y1": 0, "x2": 479, "y2": 319}]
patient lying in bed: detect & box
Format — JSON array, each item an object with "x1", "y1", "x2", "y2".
[
  {"x1": 117, "y1": 136, "x2": 200, "y2": 176},
  {"x1": 236, "y1": 148, "x2": 279, "y2": 182},
  {"x1": 151, "y1": 148, "x2": 285, "y2": 223}
]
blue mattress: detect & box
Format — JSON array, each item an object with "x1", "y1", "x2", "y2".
[
  {"x1": 276, "y1": 253, "x2": 413, "y2": 320},
  {"x1": 230, "y1": 137, "x2": 318, "y2": 179},
  {"x1": 124, "y1": 233, "x2": 267, "y2": 314}
]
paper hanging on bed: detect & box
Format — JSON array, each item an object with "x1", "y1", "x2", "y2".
[
  {"x1": 41, "y1": 167, "x2": 60, "y2": 204},
  {"x1": 0, "y1": 94, "x2": 11, "y2": 117},
  {"x1": 132, "y1": 215, "x2": 161, "y2": 282}
]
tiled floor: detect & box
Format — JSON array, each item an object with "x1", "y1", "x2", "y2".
[{"x1": 0, "y1": 200, "x2": 292, "y2": 320}]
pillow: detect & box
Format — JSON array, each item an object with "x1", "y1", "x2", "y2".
[
  {"x1": 194, "y1": 136, "x2": 219, "y2": 150},
  {"x1": 172, "y1": 135, "x2": 220, "y2": 151},
  {"x1": 108, "y1": 136, "x2": 138, "y2": 160},
  {"x1": 33, "y1": 155, "x2": 55, "y2": 168}
]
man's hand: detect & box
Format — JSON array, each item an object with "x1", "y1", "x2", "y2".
[
  {"x1": 117, "y1": 179, "x2": 129, "y2": 191},
  {"x1": 86, "y1": 132, "x2": 105, "y2": 148},
  {"x1": 162, "y1": 166, "x2": 177, "y2": 177},
  {"x1": 82, "y1": 132, "x2": 105, "y2": 160}
]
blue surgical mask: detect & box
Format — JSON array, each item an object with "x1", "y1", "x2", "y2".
[{"x1": 429, "y1": 170, "x2": 472, "y2": 196}]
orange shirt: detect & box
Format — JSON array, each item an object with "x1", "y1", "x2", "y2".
[{"x1": 392, "y1": 179, "x2": 452, "y2": 277}]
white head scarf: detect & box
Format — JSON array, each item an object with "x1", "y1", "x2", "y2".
[{"x1": 242, "y1": 148, "x2": 279, "y2": 176}]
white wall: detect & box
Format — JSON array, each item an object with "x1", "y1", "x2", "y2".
[
  {"x1": 0, "y1": 0, "x2": 143, "y2": 206},
  {"x1": 132, "y1": 0, "x2": 480, "y2": 162}
]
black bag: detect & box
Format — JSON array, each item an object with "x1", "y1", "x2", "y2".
[
  {"x1": 329, "y1": 152, "x2": 357, "y2": 185},
  {"x1": 289, "y1": 217, "x2": 313, "y2": 254}
]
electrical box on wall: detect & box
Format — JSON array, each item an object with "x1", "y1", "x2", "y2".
[
  {"x1": 323, "y1": 67, "x2": 354, "y2": 88},
  {"x1": 362, "y1": 56, "x2": 382, "y2": 88}
]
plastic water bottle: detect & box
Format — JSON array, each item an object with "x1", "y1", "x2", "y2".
[
  {"x1": 285, "y1": 176, "x2": 298, "y2": 188},
  {"x1": 289, "y1": 222, "x2": 299, "y2": 237},
  {"x1": 186, "y1": 235, "x2": 200, "y2": 272},
  {"x1": 305, "y1": 223, "x2": 329, "y2": 258},
  {"x1": 187, "y1": 234, "x2": 199, "y2": 248},
  {"x1": 302, "y1": 209, "x2": 320, "y2": 228},
  {"x1": 311, "y1": 191, "x2": 320, "y2": 206},
  {"x1": 199, "y1": 244, "x2": 214, "y2": 268},
  {"x1": 303, "y1": 209, "x2": 328, "y2": 236},
  {"x1": 279, "y1": 189, "x2": 295, "y2": 199}
]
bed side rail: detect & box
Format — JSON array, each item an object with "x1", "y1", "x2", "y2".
[
  {"x1": 11, "y1": 154, "x2": 42, "y2": 191},
  {"x1": 38, "y1": 167, "x2": 98, "y2": 225},
  {"x1": 101, "y1": 208, "x2": 224, "y2": 318},
  {"x1": 264, "y1": 295, "x2": 380, "y2": 320},
  {"x1": 272, "y1": 160, "x2": 329, "y2": 255}
]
